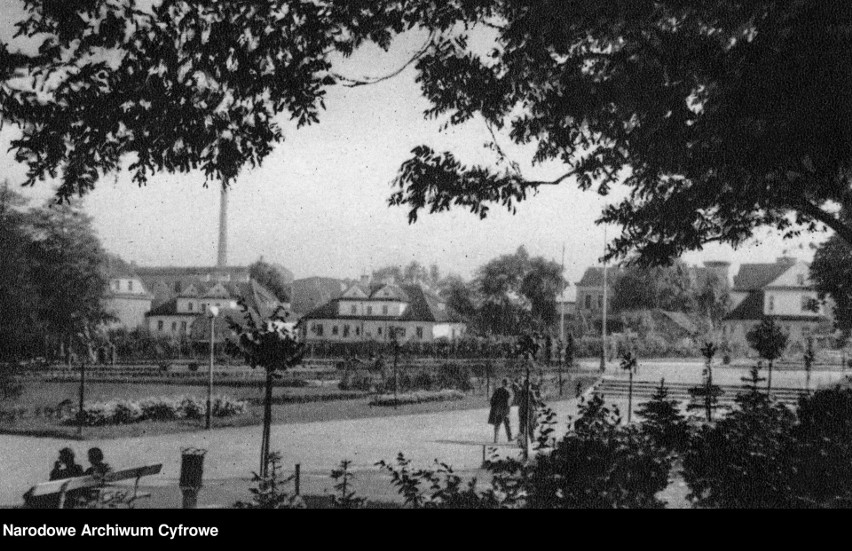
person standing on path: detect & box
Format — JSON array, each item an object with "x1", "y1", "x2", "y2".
[{"x1": 488, "y1": 379, "x2": 513, "y2": 443}]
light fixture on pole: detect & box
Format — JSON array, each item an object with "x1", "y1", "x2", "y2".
[{"x1": 206, "y1": 305, "x2": 220, "y2": 430}]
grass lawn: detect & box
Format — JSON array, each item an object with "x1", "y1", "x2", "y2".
[{"x1": 0, "y1": 375, "x2": 599, "y2": 440}]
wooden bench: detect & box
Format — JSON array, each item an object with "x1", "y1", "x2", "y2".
[{"x1": 23, "y1": 464, "x2": 162, "y2": 509}]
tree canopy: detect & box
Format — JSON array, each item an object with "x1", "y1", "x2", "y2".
[
  {"x1": 0, "y1": 182, "x2": 112, "y2": 360},
  {"x1": 249, "y1": 258, "x2": 292, "y2": 303},
  {"x1": 810, "y1": 232, "x2": 852, "y2": 337},
  {"x1": 387, "y1": 0, "x2": 852, "y2": 264},
  {"x1": 2, "y1": 2, "x2": 849, "y2": 265}
]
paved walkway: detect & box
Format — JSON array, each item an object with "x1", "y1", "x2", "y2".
[{"x1": 0, "y1": 399, "x2": 587, "y2": 507}]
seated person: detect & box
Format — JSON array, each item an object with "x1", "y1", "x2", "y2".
[
  {"x1": 84, "y1": 447, "x2": 112, "y2": 477},
  {"x1": 50, "y1": 448, "x2": 84, "y2": 481}
]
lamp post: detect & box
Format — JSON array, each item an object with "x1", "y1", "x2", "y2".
[{"x1": 206, "y1": 306, "x2": 220, "y2": 430}]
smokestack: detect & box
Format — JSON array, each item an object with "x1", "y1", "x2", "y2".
[{"x1": 217, "y1": 186, "x2": 228, "y2": 268}]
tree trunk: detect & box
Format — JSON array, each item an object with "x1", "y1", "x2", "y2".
[{"x1": 260, "y1": 368, "x2": 274, "y2": 477}]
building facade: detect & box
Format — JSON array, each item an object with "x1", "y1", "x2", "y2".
[
  {"x1": 102, "y1": 260, "x2": 154, "y2": 330},
  {"x1": 722, "y1": 257, "x2": 828, "y2": 347},
  {"x1": 300, "y1": 280, "x2": 466, "y2": 343}
]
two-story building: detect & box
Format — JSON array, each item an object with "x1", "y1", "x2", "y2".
[
  {"x1": 300, "y1": 278, "x2": 466, "y2": 343},
  {"x1": 722, "y1": 257, "x2": 828, "y2": 346},
  {"x1": 145, "y1": 278, "x2": 283, "y2": 337},
  {"x1": 103, "y1": 258, "x2": 154, "y2": 330}
]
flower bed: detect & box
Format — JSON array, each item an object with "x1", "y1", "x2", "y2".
[
  {"x1": 62, "y1": 395, "x2": 248, "y2": 426},
  {"x1": 369, "y1": 389, "x2": 465, "y2": 407}
]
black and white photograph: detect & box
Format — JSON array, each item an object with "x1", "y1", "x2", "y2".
[{"x1": 0, "y1": 0, "x2": 850, "y2": 515}]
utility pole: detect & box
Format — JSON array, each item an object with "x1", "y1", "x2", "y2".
[
  {"x1": 600, "y1": 226, "x2": 608, "y2": 372},
  {"x1": 560, "y1": 243, "x2": 566, "y2": 343}
]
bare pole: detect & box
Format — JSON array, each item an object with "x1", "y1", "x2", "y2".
[
  {"x1": 600, "y1": 226, "x2": 608, "y2": 372},
  {"x1": 560, "y1": 243, "x2": 566, "y2": 343}
]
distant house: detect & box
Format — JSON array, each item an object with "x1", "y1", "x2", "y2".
[
  {"x1": 135, "y1": 266, "x2": 253, "y2": 308},
  {"x1": 102, "y1": 258, "x2": 153, "y2": 330},
  {"x1": 575, "y1": 266, "x2": 623, "y2": 320},
  {"x1": 722, "y1": 257, "x2": 828, "y2": 346},
  {"x1": 144, "y1": 277, "x2": 285, "y2": 338},
  {"x1": 300, "y1": 279, "x2": 466, "y2": 343}
]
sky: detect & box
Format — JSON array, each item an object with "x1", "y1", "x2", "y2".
[{"x1": 0, "y1": 1, "x2": 829, "y2": 299}]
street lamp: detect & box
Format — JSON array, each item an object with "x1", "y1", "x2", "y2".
[{"x1": 206, "y1": 306, "x2": 220, "y2": 430}]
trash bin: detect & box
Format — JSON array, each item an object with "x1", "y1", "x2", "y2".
[{"x1": 179, "y1": 448, "x2": 207, "y2": 508}]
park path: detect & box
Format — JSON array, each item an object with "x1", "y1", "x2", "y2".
[
  {"x1": 0, "y1": 398, "x2": 584, "y2": 506},
  {"x1": 3, "y1": 362, "x2": 847, "y2": 506}
]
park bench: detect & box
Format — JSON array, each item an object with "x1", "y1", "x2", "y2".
[{"x1": 23, "y1": 464, "x2": 162, "y2": 509}]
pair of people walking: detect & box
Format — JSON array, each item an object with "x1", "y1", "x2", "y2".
[{"x1": 488, "y1": 378, "x2": 540, "y2": 445}]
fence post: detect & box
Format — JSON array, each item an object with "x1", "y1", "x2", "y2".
[{"x1": 294, "y1": 463, "x2": 301, "y2": 496}]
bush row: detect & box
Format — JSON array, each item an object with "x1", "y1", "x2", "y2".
[
  {"x1": 369, "y1": 390, "x2": 465, "y2": 407},
  {"x1": 62, "y1": 395, "x2": 248, "y2": 426},
  {"x1": 338, "y1": 363, "x2": 475, "y2": 393}
]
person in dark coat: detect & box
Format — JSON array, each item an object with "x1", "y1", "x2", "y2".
[
  {"x1": 488, "y1": 379, "x2": 513, "y2": 443},
  {"x1": 516, "y1": 378, "x2": 541, "y2": 445},
  {"x1": 50, "y1": 448, "x2": 84, "y2": 481},
  {"x1": 84, "y1": 447, "x2": 111, "y2": 477}
]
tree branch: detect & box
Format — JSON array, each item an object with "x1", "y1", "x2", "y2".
[
  {"x1": 797, "y1": 199, "x2": 852, "y2": 245},
  {"x1": 331, "y1": 31, "x2": 436, "y2": 88}
]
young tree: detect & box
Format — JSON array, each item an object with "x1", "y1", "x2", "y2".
[
  {"x1": 248, "y1": 258, "x2": 292, "y2": 303},
  {"x1": 636, "y1": 379, "x2": 689, "y2": 455},
  {"x1": 227, "y1": 305, "x2": 304, "y2": 477},
  {"x1": 746, "y1": 318, "x2": 789, "y2": 392}
]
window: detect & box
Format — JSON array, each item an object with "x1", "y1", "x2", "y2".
[
  {"x1": 157, "y1": 320, "x2": 163, "y2": 331},
  {"x1": 113, "y1": 281, "x2": 119, "y2": 291},
  {"x1": 343, "y1": 325, "x2": 350, "y2": 337},
  {"x1": 802, "y1": 296, "x2": 816, "y2": 312},
  {"x1": 171, "y1": 322, "x2": 177, "y2": 332},
  {"x1": 128, "y1": 280, "x2": 133, "y2": 291},
  {"x1": 350, "y1": 305, "x2": 357, "y2": 315},
  {"x1": 416, "y1": 326, "x2": 424, "y2": 339},
  {"x1": 768, "y1": 295, "x2": 775, "y2": 312},
  {"x1": 367, "y1": 306, "x2": 373, "y2": 315},
  {"x1": 382, "y1": 305, "x2": 388, "y2": 315},
  {"x1": 332, "y1": 326, "x2": 339, "y2": 336},
  {"x1": 597, "y1": 295, "x2": 603, "y2": 308},
  {"x1": 797, "y1": 274, "x2": 805, "y2": 285},
  {"x1": 378, "y1": 327, "x2": 382, "y2": 336},
  {"x1": 181, "y1": 321, "x2": 187, "y2": 332},
  {"x1": 584, "y1": 295, "x2": 591, "y2": 309},
  {"x1": 355, "y1": 327, "x2": 360, "y2": 336},
  {"x1": 188, "y1": 302, "x2": 194, "y2": 311},
  {"x1": 201, "y1": 303, "x2": 207, "y2": 313},
  {"x1": 316, "y1": 324, "x2": 324, "y2": 337}
]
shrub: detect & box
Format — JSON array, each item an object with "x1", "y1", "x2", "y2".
[
  {"x1": 436, "y1": 363, "x2": 473, "y2": 392},
  {"x1": 369, "y1": 390, "x2": 465, "y2": 407},
  {"x1": 682, "y1": 367, "x2": 796, "y2": 508},
  {"x1": 636, "y1": 379, "x2": 690, "y2": 454},
  {"x1": 63, "y1": 395, "x2": 247, "y2": 426}
]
